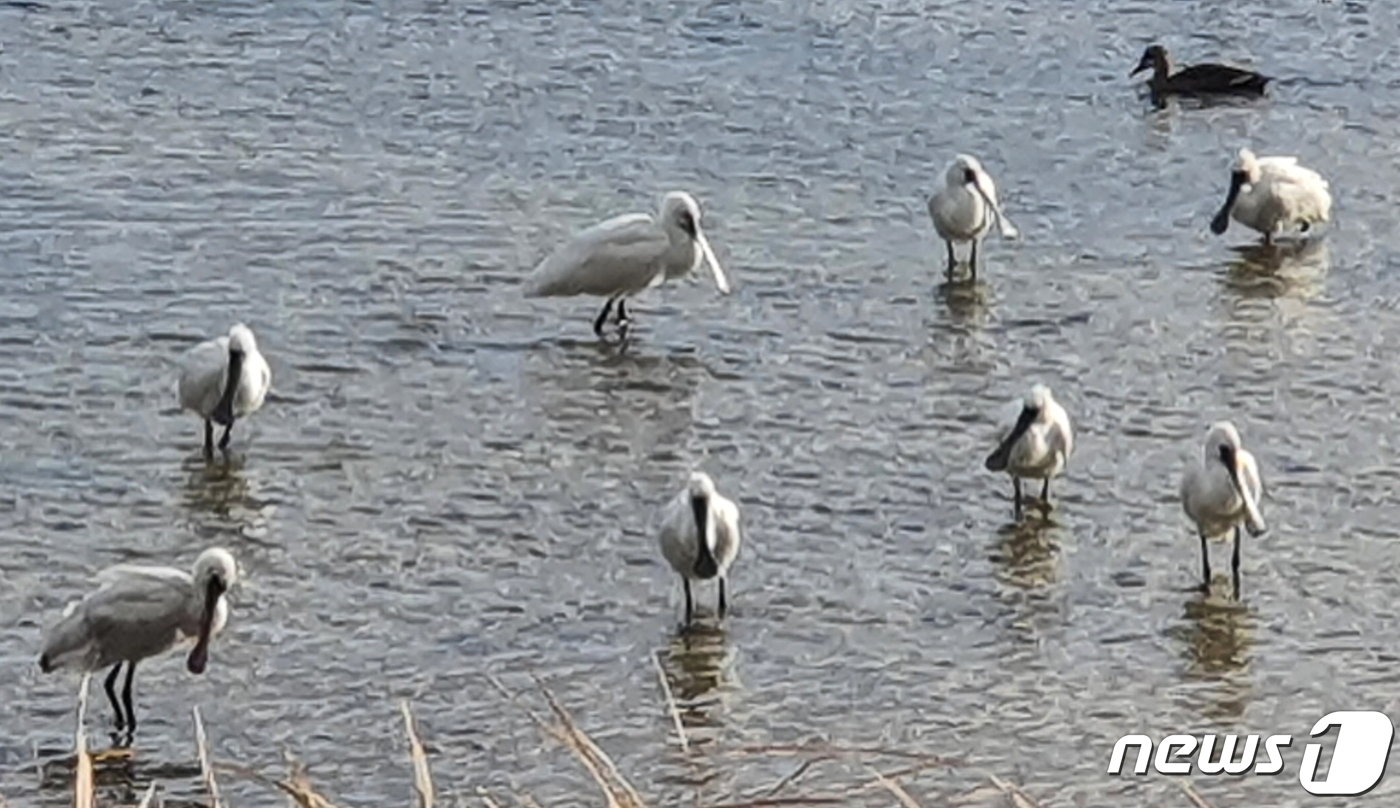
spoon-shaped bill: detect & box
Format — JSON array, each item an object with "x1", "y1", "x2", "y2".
[
  {"x1": 986, "y1": 406, "x2": 1036, "y2": 472},
  {"x1": 186, "y1": 576, "x2": 225, "y2": 674},
  {"x1": 1211, "y1": 172, "x2": 1246, "y2": 235},
  {"x1": 972, "y1": 177, "x2": 1019, "y2": 239},
  {"x1": 696, "y1": 230, "x2": 730, "y2": 294},
  {"x1": 1230, "y1": 464, "x2": 1267, "y2": 536}
]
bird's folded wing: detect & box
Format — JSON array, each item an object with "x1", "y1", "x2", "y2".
[{"x1": 525, "y1": 214, "x2": 669, "y2": 297}]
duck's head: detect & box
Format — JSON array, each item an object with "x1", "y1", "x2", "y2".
[{"x1": 1131, "y1": 45, "x2": 1169, "y2": 77}]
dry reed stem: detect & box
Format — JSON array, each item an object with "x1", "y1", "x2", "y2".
[
  {"x1": 476, "y1": 789, "x2": 503, "y2": 808},
  {"x1": 862, "y1": 765, "x2": 924, "y2": 808},
  {"x1": 282, "y1": 752, "x2": 345, "y2": 808},
  {"x1": 988, "y1": 775, "x2": 1039, "y2": 808},
  {"x1": 135, "y1": 783, "x2": 158, "y2": 808},
  {"x1": 192, "y1": 707, "x2": 224, "y2": 808},
  {"x1": 213, "y1": 760, "x2": 340, "y2": 808},
  {"x1": 763, "y1": 759, "x2": 818, "y2": 797},
  {"x1": 486, "y1": 675, "x2": 629, "y2": 808},
  {"x1": 1180, "y1": 782, "x2": 1215, "y2": 808},
  {"x1": 73, "y1": 673, "x2": 93, "y2": 808},
  {"x1": 401, "y1": 701, "x2": 436, "y2": 808},
  {"x1": 703, "y1": 798, "x2": 844, "y2": 807},
  {"x1": 513, "y1": 792, "x2": 545, "y2": 808},
  {"x1": 737, "y1": 744, "x2": 962, "y2": 765},
  {"x1": 649, "y1": 650, "x2": 689, "y2": 752},
  {"x1": 534, "y1": 676, "x2": 647, "y2": 808}
]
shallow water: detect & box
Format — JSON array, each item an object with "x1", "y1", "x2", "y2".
[{"x1": 3, "y1": 0, "x2": 1400, "y2": 804}]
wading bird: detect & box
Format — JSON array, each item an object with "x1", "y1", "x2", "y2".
[
  {"x1": 928, "y1": 155, "x2": 1018, "y2": 280},
  {"x1": 1131, "y1": 45, "x2": 1270, "y2": 99},
  {"x1": 657, "y1": 472, "x2": 742, "y2": 625},
  {"x1": 178, "y1": 324, "x2": 271, "y2": 456},
  {"x1": 38, "y1": 547, "x2": 239, "y2": 741},
  {"x1": 1182, "y1": 422, "x2": 1266, "y2": 598},
  {"x1": 985, "y1": 384, "x2": 1073, "y2": 516},
  {"x1": 1210, "y1": 148, "x2": 1332, "y2": 244},
  {"x1": 524, "y1": 191, "x2": 731, "y2": 338}
]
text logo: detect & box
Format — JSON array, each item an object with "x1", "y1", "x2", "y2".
[{"x1": 1107, "y1": 711, "x2": 1393, "y2": 796}]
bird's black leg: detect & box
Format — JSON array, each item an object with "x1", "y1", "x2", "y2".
[
  {"x1": 203, "y1": 420, "x2": 214, "y2": 459},
  {"x1": 1012, "y1": 477, "x2": 1022, "y2": 518},
  {"x1": 683, "y1": 579, "x2": 694, "y2": 626},
  {"x1": 615, "y1": 297, "x2": 629, "y2": 327},
  {"x1": 944, "y1": 241, "x2": 956, "y2": 278},
  {"x1": 1199, "y1": 532, "x2": 1211, "y2": 591},
  {"x1": 1040, "y1": 477, "x2": 1051, "y2": 506},
  {"x1": 1232, "y1": 525, "x2": 1242, "y2": 600},
  {"x1": 121, "y1": 661, "x2": 138, "y2": 739},
  {"x1": 970, "y1": 240, "x2": 980, "y2": 281},
  {"x1": 592, "y1": 297, "x2": 616, "y2": 337},
  {"x1": 718, "y1": 576, "x2": 728, "y2": 619},
  {"x1": 103, "y1": 663, "x2": 126, "y2": 732},
  {"x1": 218, "y1": 420, "x2": 234, "y2": 451}
]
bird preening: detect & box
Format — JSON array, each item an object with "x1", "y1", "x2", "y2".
[
  {"x1": 38, "y1": 548, "x2": 239, "y2": 744},
  {"x1": 524, "y1": 191, "x2": 731, "y2": 339}
]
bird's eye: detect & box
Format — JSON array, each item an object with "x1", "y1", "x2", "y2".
[
  {"x1": 963, "y1": 169, "x2": 977, "y2": 184},
  {"x1": 676, "y1": 212, "x2": 697, "y2": 237}
]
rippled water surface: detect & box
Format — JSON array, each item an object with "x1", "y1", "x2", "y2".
[{"x1": 4, "y1": 0, "x2": 1400, "y2": 804}]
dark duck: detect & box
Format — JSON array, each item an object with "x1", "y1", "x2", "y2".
[{"x1": 1131, "y1": 45, "x2": 1270, "y2": 98}]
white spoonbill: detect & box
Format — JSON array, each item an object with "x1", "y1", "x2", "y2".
[
  {"x1": 178, "y1": 323, "x2": 271, "y2": 456},
  {"x1": 1210, "y1": 148, "x2": 1332, "y2": 244},
  {"x1": 657, "y1": 471, "x2": 742, "y2": 625},
  {"x1": 523, "y1": 191, "x2": 731, "y2": 337},
  {"x1": 928, "y1": 154, "x2": 1019, "y2": 279},
  {"x1": 984, "y1": 384, "x2": 1073, "y2": 515},
  {"x1": 1181, "y1": 422, "x2": 1266, "y2": 597},
  {"x1": 38, "y1": 547, "x2": 239, "y2": 739}
]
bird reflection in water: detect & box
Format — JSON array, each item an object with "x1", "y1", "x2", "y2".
[
  {"x1": 181, "y1": 454, "x2": 249, "y2": 512},
  {"x1": 1174, "y1": 592, "x2": 1255, "y2": 722},
  {"x1": 41, "y1": 745, "x2": 197, "y2": 805},
  {"x1": 991, "y1": 513, "x2": 1062, "y2": 591},
  {"x1": 179, "y1": 455, "x2": 272, "y2": 544},
  {"x1": 1222, "y1": 239, "x2": 1330, "y2": 301},
  {"x1": 938, "y1": 279, "x2": 991, "y2": 331},
  {"x1": 659, "y1": 621, "x2": 735, "y2": 738},
  {"x1": 653, "y1": 622, "x2": 737, "y2": 796}
]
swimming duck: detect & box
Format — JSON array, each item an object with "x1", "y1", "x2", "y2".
[{"x1": 1131, "y1": 45, "x2": 1270, "y2": 97}]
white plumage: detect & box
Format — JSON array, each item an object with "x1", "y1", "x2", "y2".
[
  {"x1": 1211, "y1": 148, "x2": 1332, "y2": 243},
  {"x1": 524, "y1": 191, "x2": 730, "y2": 337},
  {"x1": 1181, "y1": 421, "x2": 1266, "y2": 597},
  {"x1": 38, "y1": 547, "x2": 238, "y2": 739},
  {"x1": 984, "y1": 384, "x2": 1073, "y2": 515},
  {"x1": 178, "y1": 323, "x2": 271, "y2": 455},
  {"x1": 656, "y1": 471, "x2": 742, "y2": 625},
  {"x1": 928, "y1": 154, "x2": 1018, "y2": 279}
]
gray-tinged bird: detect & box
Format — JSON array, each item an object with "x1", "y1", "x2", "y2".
[
  {"x1": 178, "y1": 324, "x2": 271, "y2": 457},
  {"x1": 985, "y1": 384, "x2": 1074, "y2": 516},
  {"x1": 38, "y1": 548, "x2": 239, "y2": 740},
  {"x1": 523, "y1": 191, "x2": 731, "y2": 338},
  {"x1": 657, "y1": 472, "x2": 742, "y2": 625}
]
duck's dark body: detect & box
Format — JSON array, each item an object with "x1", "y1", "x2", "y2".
[{"x1": 1132, "y1": 45, "x2": 1270, "y2": 97}]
